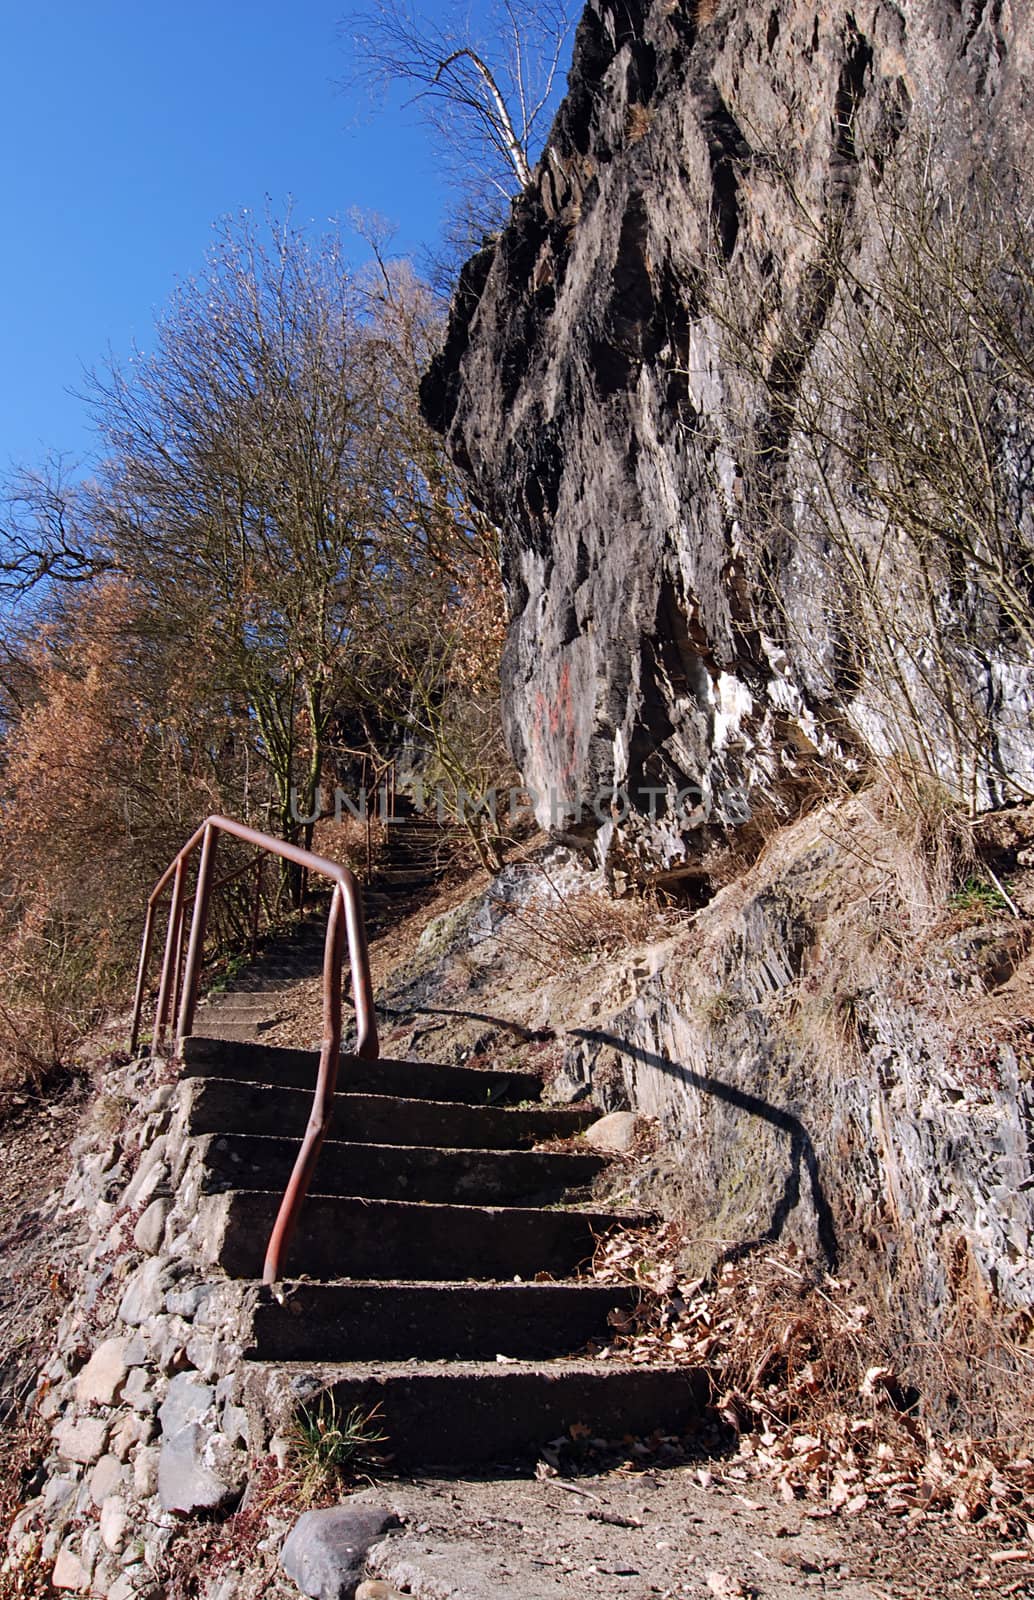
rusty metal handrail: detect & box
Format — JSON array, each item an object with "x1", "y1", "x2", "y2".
[{"x1": 129, "y1": 815, "x2": 378, "y2": 1284}]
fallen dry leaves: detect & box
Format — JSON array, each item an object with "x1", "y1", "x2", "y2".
[{"x1": 591, "y1": 1224, "x2": 1034, "y2": 1556}]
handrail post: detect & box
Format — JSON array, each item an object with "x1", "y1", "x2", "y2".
[
  {"x1": 263, "y1": 884, "x2": 346, "y2": 1284},
  {"x1": 250, "y1": 856, "x2": 262, "y2": 962},
  {"x1": 154, "y1": 859, "x2": 186, "y2": 1053},
  {"x1": 342, "y1": 879, "x2": 377, "y2": 1060},
  {"x1": 134, "y1": 812, "x2": 379, "y2": 1281},
  {"x1": 168, "y1": 890, "x2": 187, "y2": 1035},
  {"x1": 130, "y1": 902, "x2": 156, "y2": 1058},
  {"x1": 175, "y1": 823, "x2": 217, "y2": 1050}
]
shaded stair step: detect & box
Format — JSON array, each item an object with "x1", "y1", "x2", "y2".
[
  {"x1": 247, "y1": 1360, "x2": 709, "y2": 1469},
  {"x1": 372, "y1": 870, "x2": 437, "y2": 887},
  {"x1": 196, "y1": 994, "x2": 282, "y2": 1016},
  {"x1": 200, "y1": 1133, "x2": 608, "y2": 1206},
  {"x1": 210, "y1": 1192, "x2": 641, "y2": 1280},
  {"x1": 211, "y1": 977, "x2": 308, "y2": 993},
  {"x1": 248, "y1": 1280, "x2": 640, "y2": 1361},
  {"x1": 181, "y1": 1035, "x2": 543, "y2": 1104},
  {"x1": 184, "y1": 1020, "x2": 264, "y2": 1041},
  {"x1": 183, "y1": 1080, "x2": 588, "y2": 1149}
]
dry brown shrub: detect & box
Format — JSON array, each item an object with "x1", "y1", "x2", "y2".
[
  {"x1": 0, "y1": 913, "x2": 104, "y2": 1099},
  {"x1": 625, "y1": 103, "x2": 654, "y2": 142},
  {"x1": 0, "y1": 579, "x2": 234, "y2": 1090},
  {"x1": 489, "y1": 864, "x2": 685, "y2": 970},
  {"x1": 0, "y1": 1408, "x2": 57, "y2": 1599},
  {"x1": 311, "y1": 812, "x2": 387, "y2": 876}
]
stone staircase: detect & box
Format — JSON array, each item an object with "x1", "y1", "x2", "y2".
[
  {"x1": 362, "y1": 805, "x2": 463, "y2": 926},
  {"x1": 179, "y1": 1034, "x2": 707, "y2": 1469},
  {"x1": 192, "y1": 810, "x2": 461, "y2": 1045}
]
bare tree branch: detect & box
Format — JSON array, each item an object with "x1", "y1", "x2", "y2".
[
  {"x1": 343, "y1": 0, "x2": 576, "y2": 243},
  {"x1": 0, "y1": 459, "x2": 115, "y2": 599}
]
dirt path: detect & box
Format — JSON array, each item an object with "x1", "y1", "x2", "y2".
[{"x1": 348, "y1": 1465, "x2": 1020, "y2": 1600}]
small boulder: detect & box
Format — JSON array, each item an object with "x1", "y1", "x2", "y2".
[
  {"x1": 118, "y1": 1258, "x2": 171, "y2": 1326},
  {"x1": 582, "y1": 1110, "x2": 640, "y2": 1153},
  {"x1": 133, "y1": 1445, "x2": 160, "y2": 1498},
  {"x1": 123, "y1": 1366, "x2": 157, "y2": 1413},
  {"x1": 108, "y1": 1569, "x2": 162, "y2": 1600},
  {"x1": 88, "y1": 1454, "x2": 124, "y2": 1507},
  {"x1": 110, "y1": 1409, "x2": 152, "y2": 1461},
  {"x1": 157, "y1": 1424, "x2": 239, "y2": 1514},
  {"x1": 133, "y1": 1198, "x2": 170, "y2": 1255},
  {"x1": 281, "y1": 1506, "x2": 398, "y2": 1600},
  {"x1": 544, "y1": 1069, "x2": 590, "y2": 1105},
  {"x1": 55, "y1": 1416, "x2": 109, "y2": 1466},
  {"x1": 52, "y1": 1541, "x2": 91, "y2": 1591},
  {"x1": 158, "y1": 1374, "x2": 214, "y2": 1438},
  {"x1": 99, "y1": 1495, "x2": 128, "y2": 1554},
  {"x1": 76, "y1": 1338, "x2": 129, "y2": 1407}
]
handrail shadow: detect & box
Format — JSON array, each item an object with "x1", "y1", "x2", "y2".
[{"x1": 569, "y1": 1029, "x2": 839, "y2": 1270}]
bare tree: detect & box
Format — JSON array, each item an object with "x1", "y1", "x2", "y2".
[
  {"x1": 82, "y1": 211, "x2": 511, "y2": 858},
  {"x1": 344, "y1": 0, "x2": 577, "y2": 245},
  {"x1": 84, "y1": 211, "x2": 389, "y2": 853}
]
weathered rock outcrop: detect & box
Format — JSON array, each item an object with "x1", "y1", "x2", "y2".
[
  {"x1": 425, "y1": 0, "x2": 1034, "y2": 873},
  {"x1": 563, "y1": 802, "x2": 1034, "y2": 1338}
]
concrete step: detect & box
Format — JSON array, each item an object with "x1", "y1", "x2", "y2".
[
  {"x1": 255, "y1": 941, "x2": 325, "y2": 960},
  {"x1": 253, "y1": 957, "x2": 323, "y2": 972},
  {"x1": 199, "y1": 1133, "x2": 607, "y2": 1206},
  {"x1": 247, "y1": 1359, "x2": 709, "y2": 1469},
  {"x1": 210, "y1": 1192, "x2": 639, "y2": 1280},
  {"x1": 247, "y1": 1280, "x2": 639, "y2": 1362},
  {"x1": 194, "y1": 1009, "x2": 281, "y2": 1028},
  {"x1": 187, "y1": 1020, "x2": 263, "y2": 1041},
  {"x1": 183, "y1": 1079, "x2": 588, "y2": 1149},
  {"x1": 181, "y1": 1036, "x2": 543, "y2": 1104},
  {"x1": 375, "y1": 871, "x2": 441, "y2": 887},
  {"x1": 211, "y1": 972, "x2": 305, "y2": 985},
  {"x1": 384, "y1": 819, "x2": 459, "y2": 834},
  {"x1": 198, "y1": 993, "x2": 280, "y2": 1016}
]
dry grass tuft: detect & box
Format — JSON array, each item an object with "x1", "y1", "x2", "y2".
[
  {"x1": 489, "y1": 864, "x2": 685, "y2": 970},
  {"x1": 283, "y1": 1394, "x2": 389, "y2": 1504}
]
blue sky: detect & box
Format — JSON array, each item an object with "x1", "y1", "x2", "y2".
[{"x1": 0, "y1": 2, "x2": 471, "y2": 475}]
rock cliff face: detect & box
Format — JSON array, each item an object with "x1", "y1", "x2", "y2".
[{"x1": 424, "y1": 0, "x2": 1034, "y2": 875}]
